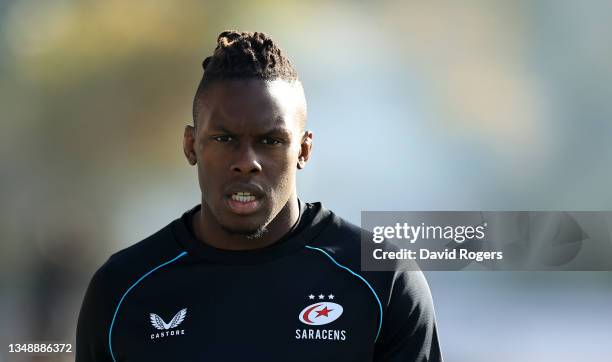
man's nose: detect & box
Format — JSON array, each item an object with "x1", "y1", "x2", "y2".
[{"x1": 230, "y1": 144, "x2": 263, "y2": 174}]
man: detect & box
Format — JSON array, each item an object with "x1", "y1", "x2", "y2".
[{"x1": 76, "y1": 30, "x2": 442, "y2": 362}]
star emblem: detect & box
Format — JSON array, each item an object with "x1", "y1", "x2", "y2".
[
  {"x1": 315, "y1": 306, "x2": 333, "y2": 318},
  {"x1": 328, "y1": 294, "x2": 334, "y2": 300},
  {"x1": 308, "y1": 294, "x2": 315, "y2": 300},
  {"x1": 318, "y1": 294, "x2": 325, "y2": 299}
]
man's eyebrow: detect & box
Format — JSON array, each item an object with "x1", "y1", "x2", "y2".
[
  {"x1": 206, "y1": 124, "x2": 234, "y2": 134},
  {"x1": 204, "y1": 123, "x2": 292, "y2": 136},
  {"x1": 262, "y1": 126, "x2": 292, "y2": 137}
]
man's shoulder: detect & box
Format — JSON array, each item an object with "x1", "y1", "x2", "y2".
[
  {"x1": 308, "y1": 207, "x2": 422, "y2": 286},
  {"x1": 309, "y1": 208, "x2": 383, "y2": 257},
  {"x1": 90, "y1": 219, "x2": 185, "y2": 293},
  {"x1": 306, "y1": 209, "x2": 368, "y2": 270},
  {"x1": 316, "y1": 210, "x2": 362, "y2": 244},
  {"x1": 312, "y1": 207, "x2": 417, "y2": 266},
  {"x1": 109, "y1": 220, "x2": 182, "y2": 264}
]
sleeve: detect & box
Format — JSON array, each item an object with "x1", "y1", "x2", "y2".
[
  {"x1": 76, "y1": 264, "x2": 114, "y2": 362},
  {"x1": 373, "y1": 270, "x2": 443, "y2": 362}
]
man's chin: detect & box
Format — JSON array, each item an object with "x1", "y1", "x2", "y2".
[{"x1": 219, "y1": 223, "x2": 269, "y2": 240}]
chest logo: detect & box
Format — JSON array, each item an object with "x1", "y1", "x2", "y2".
[
  {"x1": 150, "y1": 308, "x2": 187, "y2": 330},
  {"x1": 298, "y1": 302, "x2": 343, "y2": 326}
]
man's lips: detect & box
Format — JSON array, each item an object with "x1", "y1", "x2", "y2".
[
  {"x1": 224, "y1": 183, "x2": 265, "y2": 199},
  {"x1": 223, "y1": 184, "x2": 266, "y2": 215},
  {"x1": 225, "y1": 196, "x2": 262, "y2": 215}
]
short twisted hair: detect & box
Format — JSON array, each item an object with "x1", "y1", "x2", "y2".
[{"x1": 193, "y1": 30, "x2": 300, "y2": 121}]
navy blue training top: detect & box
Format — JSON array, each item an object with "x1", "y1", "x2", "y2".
[{"x1": 76, "y1": 201, "x2": 442, "y2": 361}]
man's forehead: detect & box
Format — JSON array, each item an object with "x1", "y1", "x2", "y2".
[
  {"x1": 197, "y1": 78, "x2": 306, "y2": 132},
  {"x1": 205, "y1": 116, "x2": 292, "y2": 135},
  {"x1": 200, "y1": 78, "x2": 302, "y2": 98}
]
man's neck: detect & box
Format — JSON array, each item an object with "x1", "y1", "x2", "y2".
[{"x1": 192, "y1": 195, "x2": 300, "y2": 251}]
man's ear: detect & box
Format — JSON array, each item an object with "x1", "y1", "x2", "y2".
[
  {"x1": 297, "y1": 131, "x2": 313, "y2": 169},
  {"x1": 183, "y1": 125, "x2": 197, "y2": 165}
]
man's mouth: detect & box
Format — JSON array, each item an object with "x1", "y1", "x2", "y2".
[
  {"x1": 226, "y1": 191, "x2": 263, "y2": 215},
  {"x1": 230, "y1": 191, "x2": 258, "y2": 203}
]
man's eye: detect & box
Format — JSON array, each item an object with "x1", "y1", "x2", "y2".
[
  {"x1": 261, "y1": 137, "x2": 281, "y2": 145},
  {"x1": 213, "y1": 135, "x2": 233, "y2": 142}
]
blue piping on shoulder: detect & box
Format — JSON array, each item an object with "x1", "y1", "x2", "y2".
[
  {"x1": 304, "y1": 245, "x2": 383, "y2": 342},
  {"x1": 108, "y1": 251, "x2": 188, "y2": 362}
]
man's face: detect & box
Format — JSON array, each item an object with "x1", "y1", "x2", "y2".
[{"x1": 184, "y1": 79, "x2": 311, "y2": 237}]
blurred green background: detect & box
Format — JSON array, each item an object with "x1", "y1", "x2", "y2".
[{"x1": 1, "y1": 0, "x2": 611, "y2": 361}]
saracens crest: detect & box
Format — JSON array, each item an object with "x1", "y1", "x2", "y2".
[
  {"x1": 296, "y1": 294, "x2": 346, "y2": 341},
  {"x1": 299, "y1": 302, "x2": 343, "y2": 326}
]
